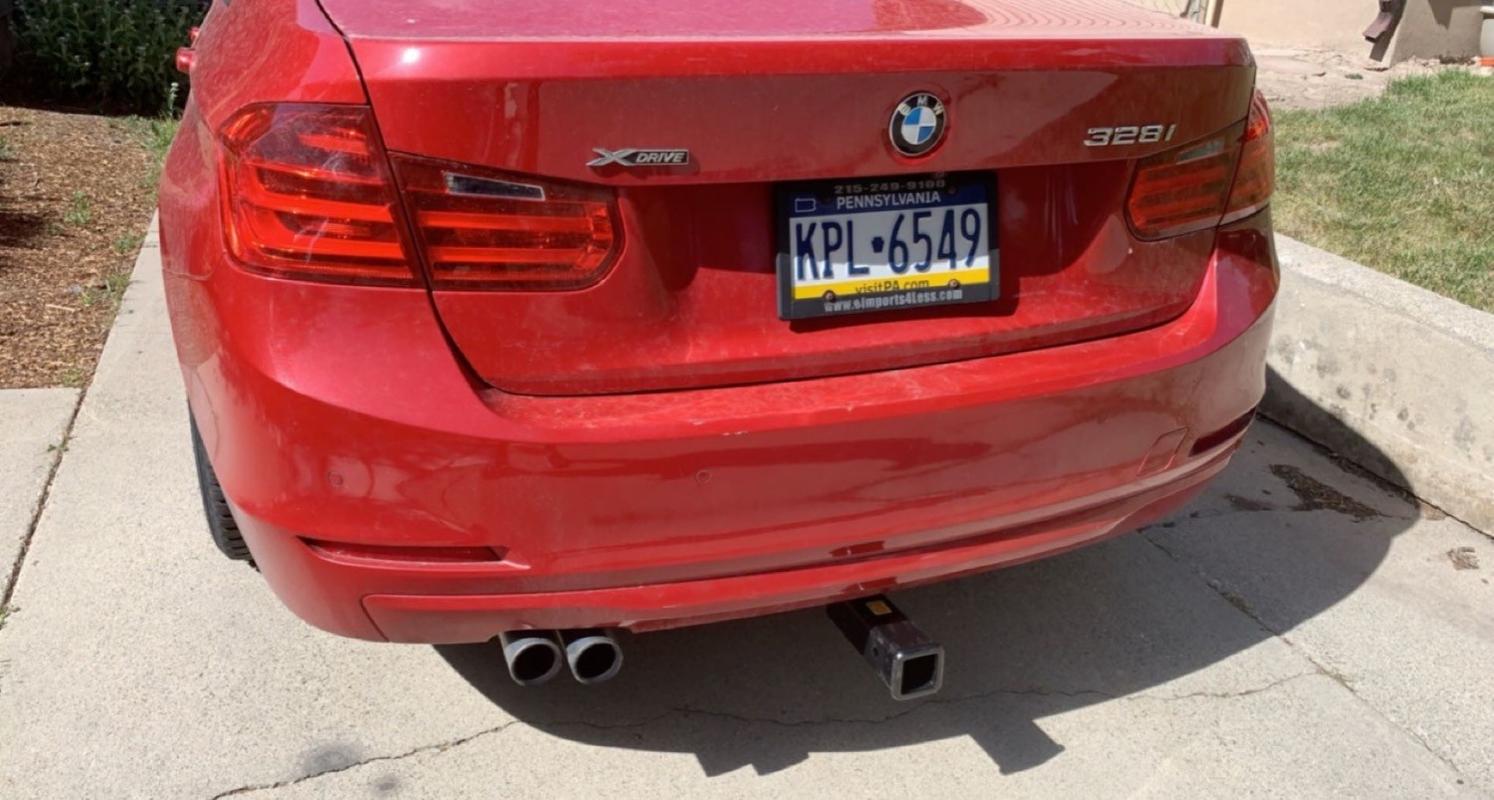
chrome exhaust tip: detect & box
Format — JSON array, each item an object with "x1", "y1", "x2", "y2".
[
  {"x1": 497, "y1": 630, "x2": 564, "y2": 686},
  {"x1": 560, "y1": 629, "x2": 624, "y2": 685}
]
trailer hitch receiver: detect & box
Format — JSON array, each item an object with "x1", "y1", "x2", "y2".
[{"x1": 828, "y1": 595, "x2": 944, "y2": 701}]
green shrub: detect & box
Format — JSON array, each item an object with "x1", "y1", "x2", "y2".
[{"x1": 10, "y1": 0, "x2": 208, "y2": 113}]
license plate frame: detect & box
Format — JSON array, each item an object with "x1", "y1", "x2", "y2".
[{"x1": 775, "y1": 172, "x2": 998, "y2": 320}]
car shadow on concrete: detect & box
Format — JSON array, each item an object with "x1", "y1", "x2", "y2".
[{"x1": 436, "y1": 372, "x2": 1420, "y2": 777}]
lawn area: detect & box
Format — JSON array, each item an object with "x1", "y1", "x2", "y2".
[{"x1": 1273, "y1": 70, "x2": 1494, "y2": 312}]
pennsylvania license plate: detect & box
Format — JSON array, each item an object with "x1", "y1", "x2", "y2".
[{"x1": 776, "y1": 173, "x2": 997, "y2": 320}]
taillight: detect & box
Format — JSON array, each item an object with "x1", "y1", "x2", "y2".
[
  {"x1": 218, "y1": 104, "x2": 418, "y2": 286},
  {"x1": 1222, "y1": 91, "x2": 1274, "y2": 225},
  {"x1": 392, "y1": 155, "x2": 620, "y2": 291},
  {"x1": 1126, "y1": 128, "x2": 1240, "y2": 240},
  {"x1": 217, "y1": 103, "x2": 620, "y2": 291},
  {"x1": 1126, "y1": 89, "x2": 1274, "y2": 239}
]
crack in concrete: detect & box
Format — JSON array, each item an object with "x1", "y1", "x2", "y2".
[
  {"x1": 1140, "y1": 531, "x2": 1476, "y2": 783},
  {"x1": 1127, "y1": 672, "x2": 1318, "y2": 703},
  {"x1": 204, "y1": 713, "x2": 686, "y2": 799},
  {"x1": 207, "y1": 673, "x2": 1317, "y2": 797},
  {"x1": 206, "y1": 719, "x2": 529, "y2": 799}
]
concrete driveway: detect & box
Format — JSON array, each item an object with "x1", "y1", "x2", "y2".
[{"x1": 2, "y1": 230, "x2": 1492, "y2": 798}]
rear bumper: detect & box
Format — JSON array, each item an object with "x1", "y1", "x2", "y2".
[
  {"x1": 168, "y1": 213, "x2": 1278, "y2": 643},
  {"x1": 236, "y1": 445, "x2": 1230, "y2": 641},
  {"x1": 328, "y1": 449, "x2": 1227, "y2": 642}
]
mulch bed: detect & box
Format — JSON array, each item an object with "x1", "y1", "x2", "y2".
[{"x1": 0, "y1": 105, "x2": 159, "y2": 388}]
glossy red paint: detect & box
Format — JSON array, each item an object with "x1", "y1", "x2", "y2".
[
  {"x1": 318, "y1": 0, "x2": 1228, "y2": 41},
  {"x1": 159, "y1": 0, "x2": 1277, "y2": 643},
  {"x1": 340, "y1": 4, "x2": 1254, "y2": 394}
]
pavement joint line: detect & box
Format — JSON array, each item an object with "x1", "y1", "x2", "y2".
[
  {"x1": 1139, "y1": 531, "x2": 1477, "y2": 785},
  {"x1": 205, "y1": 672, "x2": 1325, "y2": 797},
  {"x1": 0, "y1": 390, "x2": 84, "y2": 618}
]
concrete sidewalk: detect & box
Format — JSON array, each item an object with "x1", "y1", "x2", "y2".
[
  {"x1": 1, "y1": 231, "x2": 1491, "y2": 798},
  {"x1": 0, "y1": 387, "x2": 77, "y2": 600}
]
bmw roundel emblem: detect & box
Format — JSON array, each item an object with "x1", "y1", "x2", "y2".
[{"x1": 889, "y1": 93, "x2": 947, "y2": 157}]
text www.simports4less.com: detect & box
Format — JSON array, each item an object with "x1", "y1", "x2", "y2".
[{"x1": 824, "y1": 288, "x2": 963, "y2": 314}]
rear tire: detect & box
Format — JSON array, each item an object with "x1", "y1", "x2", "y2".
[{"x1": 190, "y1": 414, "x2": 253, "y2": 562}]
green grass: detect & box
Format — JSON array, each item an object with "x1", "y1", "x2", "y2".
[
  {"x1": 62, "y1": 191, "x2": 92, "y2": 226},
  {"x1": 118, "y1": 114, "x2": 179, "y2": 187},
  {"x1": 125, "y1": 114, "x2": 179, "y2": 164},
  {"x1": 112, "y1": 232, "x2": 145, "y2": 257},
  {"x1": 80, "y1": 272, "x2": 132, "y2": 309},
  {"x1": 59, "y1": 366, "x2": 86, "y2": 388},
  {"x1": 116, "y1": 86, "x2": 181, "y2": 189},
  {"x1": 1273, "y1": 71, "x2": 1494, "y2": 312}
]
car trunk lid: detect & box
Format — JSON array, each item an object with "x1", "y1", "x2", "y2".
[{"x1": 322, "y1": 0, "x2": 1255, "y2": 395}]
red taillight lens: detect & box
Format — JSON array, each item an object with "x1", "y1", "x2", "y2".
[
  {"x1": 1126, "y1": 89, "x2": 1274, "y2": 240},
  {"x1": 218, "y1": 104, "x2": 418, "y2": 286},
  {"x1": 392, "y1": 155, "x2": 620, "y2": 291},
  {"x1": 1126, "y1": 127, "x2": 1241, "y2": 240},
  {"x1": 1222, "y1": 91, "x2": 1274, "y2": 225},
  {"x1": 217, "y1": 103, "x2": 620, "y2": 290}
]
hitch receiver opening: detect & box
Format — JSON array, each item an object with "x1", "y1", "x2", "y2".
[{"x1": 828, "y1": 595, "x2": 945, "y2": 701}]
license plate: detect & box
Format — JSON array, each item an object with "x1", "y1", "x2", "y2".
[{"x1": 776, "y1": 173, "x2": 997, "y2": 320}]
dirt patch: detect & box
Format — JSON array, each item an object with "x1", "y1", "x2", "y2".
[
  {"x1": 1268, "y1": 464, "x2": 1383, "y2": 522},
  {"x1": 1253, "y1": 44, "x2": 1448, "y2": 111},
  {"x1": 0, "y1": 106, "x2": 160, "y2": 388},
  {"x1": 1447, "y1": 547, "x2": 1480, "y2": 571}
]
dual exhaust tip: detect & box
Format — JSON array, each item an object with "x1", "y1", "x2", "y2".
[{"x1": 498, "y1": 629, "x2": 622, "y2": 686}]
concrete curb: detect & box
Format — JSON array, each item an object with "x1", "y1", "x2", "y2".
[{"x1": 1265, "y1": 234, "x2": 1494, "y2": 532}]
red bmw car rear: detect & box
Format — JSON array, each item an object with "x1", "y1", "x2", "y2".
[{"x1": 160, "y1": 0, "x2": 1276, "y2": 691}]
